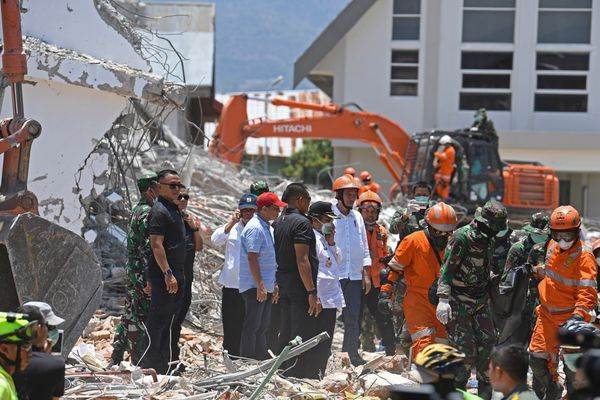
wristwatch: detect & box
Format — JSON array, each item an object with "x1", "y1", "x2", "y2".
[
  {"x1": 191, "y1": 227, "x2": 199, "y2": 232},
  {"x1": 307, "y1": 289, "x2": 317, "y2": 296},
  {"x1": 163, "y1": 268, "x2": 173, "y2": 277}
]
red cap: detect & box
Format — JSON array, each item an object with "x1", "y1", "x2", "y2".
[{"x1": 257, "y1": 192, "x2": 287, "y2": 208}]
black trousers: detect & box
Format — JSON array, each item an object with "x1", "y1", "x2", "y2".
[
  {"x1": 221, "y1": 287, "x2": 245, "y2": 357},
  {"x1": 140, "y1": 271, "x2": 184, "y2": 374},
  {"x1": 278, "y1": 287, "x2": 321, "y2": 379},
  {"x1": 13, "y1": 352, "x2": 65, "y2": 400},
  {"x1": 240, "y1": 288, "x2": 272, "y2": 360},
  {"x1": 267, "y1": 301, "x2": 282, "y2": 353},
  {"x1": 361, "y1": 286, "x2": 396, "y2": 352},
  {"x1": 171, "y1": 264, "x2": 194, "y2": 363},
  {"x1": 314, "y1": 308, "x2": 337, "y2": 377}
]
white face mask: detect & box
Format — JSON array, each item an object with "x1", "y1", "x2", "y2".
[{"x1": 558, "y1": 239, "x2": 575, "y2": 250}]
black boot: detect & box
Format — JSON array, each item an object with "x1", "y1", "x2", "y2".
[{"x1": 349, "y1": 352, "x2": 366, "y2": 366}]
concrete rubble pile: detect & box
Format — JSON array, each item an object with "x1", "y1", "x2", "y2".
[{"x1": 65, "y1": 131, "x2": 420, "y2": 398}]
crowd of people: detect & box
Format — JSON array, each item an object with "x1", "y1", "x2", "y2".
[{"x1": 97, "y1": 166, "x2": 600, "y2": 400}]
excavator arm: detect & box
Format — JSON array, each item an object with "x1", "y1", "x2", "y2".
[{"x1": 209, "y1": 94, "x2": 411, "y2": 186}]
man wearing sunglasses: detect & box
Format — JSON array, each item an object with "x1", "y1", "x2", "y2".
[
  {"x1": 382, "y1": 202, "x2": 457, "y2": 360},
  {"x1": 0, "y1": 312, "x2": 36, "y2": 400},
  {"x1": 529, "y1": 205, "x2": 597, "y2": 400},
  {"x1": 141, "y1": 169, "x2": 187, "y2": 374},
  {"x1": 14, "y1": 302, "x2": 65, "y2": 400},
  {"x1": 357, "y1": 190, "x2": 396, "y2": 357}
]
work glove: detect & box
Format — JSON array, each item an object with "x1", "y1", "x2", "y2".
[
  {"x1": 407, "y1": 200, "x2": 422, "y2": 214},
  {"x1": 436, "y1": 298, "x2": 452, "y2": 325}
]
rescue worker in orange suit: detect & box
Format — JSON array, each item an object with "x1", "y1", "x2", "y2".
[
  {"x1": 357, "y1": 190, "x2": 396, "y2": 356},
  {"x1": 379, "y1": 203, "x2": 458, "y2": 359},
  {"x1": 358, "y1": 171, "x2": 381, "y2": 196},
  {"x1": 433, "y1": 135, "x2": 456, "y2": 200},
  {"x1": 528, "y1": 205, "x2": 598, "y2": 400}
]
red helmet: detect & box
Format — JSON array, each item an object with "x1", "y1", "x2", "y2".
[
  {"x1": 425, "y1": 202, "x2": 457, "y2": 232},
  {"x1": 357, "y1": 190, "x2": 382, "y2": 206},
  {"x1": 359, "y1": 171, "x2": 372, "y2": 182},
  {"x1": 550, "y1": 205, "x2": 581, "y2": 231},
  {"x1": 344, "y1": 167, "x2": 356, "y2": 177},
  {"x1": 332, "y1": 175, "x2": 359, "y2": 191}
]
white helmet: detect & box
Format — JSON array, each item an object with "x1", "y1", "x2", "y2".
[{"x1": 439, "y1": 135, "x2": 452, "y2": 145}]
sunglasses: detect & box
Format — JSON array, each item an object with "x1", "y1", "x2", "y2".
[
  {"x1": 178, "y1": 194, "x2": 190, "y2": 201},
  {"x1": 159, "y1": 182, "x2": 186, "y2": 190}
]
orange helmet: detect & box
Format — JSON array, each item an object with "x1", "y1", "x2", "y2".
[
  {"x1": 359, "y1": 171, "x2": 372, "y2": 182},
  {"x1": 344, "y1": 167, "x2": 356, "y2": 177},
  {"x1": 358, "y1": 190, "x2": 382, "y2": 206},
  {"x1": 332, "y1": 175, "x2": 359, "y2": 191},
  {"x1": 425, "y1": 202, "x2": 457, "y2": 232},
  {"x1": 550, "y1": 205, "x2": 581, "y2": 231}
]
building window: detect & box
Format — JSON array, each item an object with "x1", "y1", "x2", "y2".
[
  {"x1": 535, "y1": 52, "x2": 588, "y2": 112},
  {"x1": 390, "y1": 50, "x2": 418, "y2": 96},
  {"x1": 392, "y1": 0, "x2": 420, "y2": 40},
  {"x1": 459, "y1": 51, "x2": 512, "y2": 110},
  {"x1": 538, "y1": 0, "x2": 592, "y2": 44},
  {"x1": 462, "y1": 0, "x2": 515, "y2": 43}
]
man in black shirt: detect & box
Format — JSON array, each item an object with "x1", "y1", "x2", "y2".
[
  {"x1": 274, "y1": 182, "x2": 321, "y2": 379},
  {"x1": 141, "y1": 169, "x2": 187, "y2": 374}
]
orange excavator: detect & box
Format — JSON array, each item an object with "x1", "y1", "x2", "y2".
[
  {"x1": 0, "y1": 0, "x2": 101, "y2": 354},
  {"x1": 209, "y1": 94, "x2": 559, "y2": 214}
]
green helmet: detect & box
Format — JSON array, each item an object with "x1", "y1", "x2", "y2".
[
  {"x1": 474, "y1": 200, "x2": 508, "y2": 233},
  {"x1": 0, "y1": 312, "x2": 36, "y2": 344},
  {"x1": 137, "y1": 172, "x2": 158, "y2": 192},
  {"x1": 250, "y1": 180, "x2": 269, "y2": 196},
  {"x1": 523, "y1": 212, "x2": 550, "y2": 234}
]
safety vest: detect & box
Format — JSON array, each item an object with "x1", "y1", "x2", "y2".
[
  {"x1": 0, "y1": 366, "x2": 17, "y2": 400},
  {"x1": 366, "y1": 223, "x2": 389, "y2": 287}
]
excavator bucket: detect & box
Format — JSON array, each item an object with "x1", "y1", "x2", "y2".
[{"x1": 0, "y1": 213, "x2": 102, "y2": 355}]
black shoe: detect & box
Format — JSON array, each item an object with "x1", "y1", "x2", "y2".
[
  {"x1": 171, "y1": 363, "x2": 186, "y2": 376},
  {"x1": 349, "y1": 354, "x2": 366, "y2": 366}
]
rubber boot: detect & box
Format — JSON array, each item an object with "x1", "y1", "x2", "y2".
[{"x1": 530, "y1": 355, "x2": 563, "y2": 400}]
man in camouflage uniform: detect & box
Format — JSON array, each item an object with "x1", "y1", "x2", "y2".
[
  {"x1": 388, "y1": 182, "x2": 434, "y2": 355},
  {"x1": 110, "y1": 173, "x2": 158, "y2": 365},
  {"x1": 436, "y1": 200, "x2": 508, "y2": 400}
]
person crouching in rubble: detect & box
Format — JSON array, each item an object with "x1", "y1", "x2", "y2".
[
  {"x1": 239, "y1": 192, "x2": 285, "y2": 360},
  {"x1": 140, "y1": 169, "x2": 187, "y2": 374},
  {"x1": 0, "y1": 312, "x2": 36, "y2": 400},
  {"x1": 357, "y1": 190, "x2": 396, "y2": 356},
  {"x1": 110, "y1": 173, "x2": 158, "y2": 367},
  {"x1": 308, "y1": 201, "x2": 344, "y2": 377},
  {"x1": 211, "y1": 194, "x2": 257, "y2": 358},
  {"x1": 170, "y1": 189, "x2": 203, "y2": 373}
]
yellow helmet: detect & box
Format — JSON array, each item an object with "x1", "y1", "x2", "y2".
[
  {"x1": 0, "y1": 312, "x2": 36, "y2": 344},
  {"x1": 414, "y1": 344, "x2": 465, "y2": 379}
]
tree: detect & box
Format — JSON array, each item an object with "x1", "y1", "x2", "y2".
[{"x1": 281, "y1": 140, "x2": 333, "y2": 186}]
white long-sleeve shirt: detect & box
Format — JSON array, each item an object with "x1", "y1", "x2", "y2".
[
  {"x1": 211, "y1": 221, "x2": 245, "y2": 289},
  {"x1": 314, "y1": 229, "x2": 345, "y2": 309},
  {"x1": 332, "y1": 202, "x2": 371, "y2": 281}
]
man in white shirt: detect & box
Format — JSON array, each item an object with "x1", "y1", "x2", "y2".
[
  {"x1": 331, "y1": 175, "x2": 372, "y2": 366},
  {"x1": 309, "y1": 201, "x2": 344, "y2": 376},
  {"x1": 211, "y1": 193, "x2": 257, "y2": 357}
]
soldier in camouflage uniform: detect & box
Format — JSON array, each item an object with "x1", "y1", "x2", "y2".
[
  {"x1": 110, "y1": 173, "x2": 158, "y2": 365},
  {"x1": 436, "y1": 200, "x2": 508, "y2": 400},
  {"x1": 495, "y1": 213, "x2": 549, "y2": 345},
  {"x1": 388, "y1": 182, "x2": 433, "y2": 355}
]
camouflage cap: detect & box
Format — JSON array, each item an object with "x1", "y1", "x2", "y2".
[
  {"x1": 474, "y1": 200, "x2": 508, "y2": 232},
  {"x1": 250, "y1": 180, "x2": 269, "y2": 196},
  {"x1": 523, "y1": 212, "x2": 550, "y2": 234},
  {"x1": 137, "y1": 172, "x2": 158, "y2": 191}
]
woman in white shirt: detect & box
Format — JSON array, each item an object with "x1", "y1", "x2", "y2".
[{"x1": 308, "y1": 201, "x2": 344, "y2": 377}]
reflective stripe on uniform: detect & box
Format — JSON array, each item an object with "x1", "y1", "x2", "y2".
[
  {"x1": 542, "y1": 304, "x2": 575, "y2": 314},
  {"x1": 544, "y1": 269, "x2": 597, "y2": 288},
  {"x1": 411, "y1": 327, "x2": 436, "y2": 341},
  {"x1": 434, "y1": 337, "x2": 449, "y2": 344}
]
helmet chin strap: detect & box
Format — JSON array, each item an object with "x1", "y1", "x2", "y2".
[
  {"x1": 336, "y1": 191, "x2": 354, "y2": 210},
  {"x1": 0, "y1": 344, "x2": 21, "y2": 371}
]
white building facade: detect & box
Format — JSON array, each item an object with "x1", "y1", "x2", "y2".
[{"x1": 294, "y1": 0, "x2": 600, "y2": 217}]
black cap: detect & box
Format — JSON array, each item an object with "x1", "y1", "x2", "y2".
[{"x1": 308, "y1": 201, "x2": 337, "y2": 219}]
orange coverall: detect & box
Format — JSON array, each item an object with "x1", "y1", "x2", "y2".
[
  {"x1": 392, "y1": 230, "x2": 447, "y2": 358},
  {"x1": 529, "y1": 239, "x2": 598, "y2": 380},
  {"x1": 433, "y1": 146, "x2": 455, "y2": 200},
  {"x1": 366, "y1": 224, "x2": 389, "y2": 288}
]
